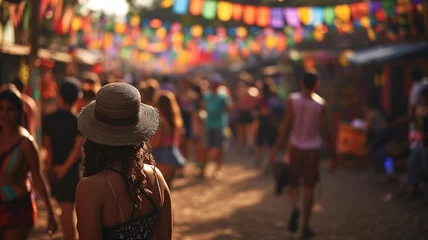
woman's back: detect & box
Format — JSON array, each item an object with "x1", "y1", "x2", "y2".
[{"x1": 76, "y1": 165, "x2": 164, "y2": 240}]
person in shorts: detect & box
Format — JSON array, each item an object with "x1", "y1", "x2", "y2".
[
  {"x1": 271, "y1": 71, "x2": 337, "y2": 239},
  {"x1": 43, "y1": 78, "x2": 84, "y2": 240},
  {"x1": 200, "y1": 74, "x2": 230, "y2": 178}
]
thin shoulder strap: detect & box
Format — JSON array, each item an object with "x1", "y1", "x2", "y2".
[
  {"x1": 104, "y1": 172, "x2": 125, "y2": 223},
  {"x1": 0, "y1": 138, "x2": 23, "y2": 166},
  {"x1": 153, "y1": 165, "x2": 161, "y2": 200}
]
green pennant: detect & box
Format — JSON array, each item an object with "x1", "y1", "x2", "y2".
[{"x1": 202, "y1": 0, "x2": 217, "y2": 20}]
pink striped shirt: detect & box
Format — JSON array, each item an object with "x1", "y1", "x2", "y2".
[{"x1": 289, "y1": 92, "x2": 324, "y2": 150}]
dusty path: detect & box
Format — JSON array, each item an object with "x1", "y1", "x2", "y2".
[{"x1": 29, "y1": 148, "x2": 428, "y2": 240}]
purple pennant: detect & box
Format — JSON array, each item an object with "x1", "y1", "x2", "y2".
[
  {"x1": 284, "y1": 8, "x2": 300, "y2": 27},
  {"x1": 369, "y1": 2, "x2": 382, "y2": 14},
  {"x1": 411, "y1": 0, "x2": 422, "y2": 4},
  {"x1": 271, "y1": 8, "x2": 285, "y2": 29}
]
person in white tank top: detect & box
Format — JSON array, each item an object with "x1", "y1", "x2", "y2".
[{"x1": 271, "y1": 71, "x2": 337, "y2": 239}]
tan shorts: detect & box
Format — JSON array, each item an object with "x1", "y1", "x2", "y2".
[{"x1": 288, "y1": 146, "x2": 319, "y2": 187}]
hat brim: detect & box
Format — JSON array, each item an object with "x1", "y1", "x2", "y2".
[{"x1": 78, "y1": 101, "x2": 159, "y2": 146}]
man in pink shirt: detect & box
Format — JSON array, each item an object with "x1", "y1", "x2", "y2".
[{"x1": 271, "y1": 71, "x2": 337, "y2": 239}]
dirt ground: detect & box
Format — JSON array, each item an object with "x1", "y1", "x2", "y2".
[{"x1": 29, "y1": 148, "x2": 428, "y2": 240}]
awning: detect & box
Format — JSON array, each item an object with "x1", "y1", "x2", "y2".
[{"x1": 348, "y1": 42, "x2": 428, "y2": 65}]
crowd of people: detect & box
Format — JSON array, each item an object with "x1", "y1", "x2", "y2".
[
  {"x1": 0, "y1": 69, "x2": 300, "y2": 239},
  {"x1": 1, "y1": 66, "x2": 427, "y2": 240}
]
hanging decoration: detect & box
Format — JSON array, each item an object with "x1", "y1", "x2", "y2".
[
  {"x1": 323, "y1": 7, "x2": 335, "y2": 25},
  {"x1": 217, "y1": 1, "x2": 233, "y2": 22},
  {"x1": 284, "y1": 8, "x2": 300, "y2": 27},
  {"x1": 256, "y1": 6, "x2": 271, "y2": 27},
  {"x1": 202, "y1": 0, "x2": 216, "y2": 20},
  {"x1": 173, "y1": 0, "x2": 189, "y2": 15},
  {"x1": 31, "y1": 0, "x2": 423, "y2": 74},
  {"x1": 190, "y1": 0, "x2": 204, "y2": 16},
  {"x1": 350, "y1": 2, "x2": 369, "y2": 20},
  {"x1": 298, "y1": 7, "x2": 312, "y2": 25},
  {"x1": 335, "y1": 4, "x2": 351, "y2": 22},
  {"x1": 311, "y1": 7, "x2": 323, "y2": 26},
  {"x1": 243, "y1": 5, "x2": 256, "y2": 25},
  {"x1": 232, "y1": 3, "x2": 243, "y2": 21},
  {"x1": 161, "y1": 0, "x2": 174, "y2": 8},
  {"x1": 271, "y1": 8, "x2": 284, "y2": 29}
]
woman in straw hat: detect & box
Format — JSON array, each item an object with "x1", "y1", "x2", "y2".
[{"x1": 75, "y1": 83, "x2": 172, "y2": 240}]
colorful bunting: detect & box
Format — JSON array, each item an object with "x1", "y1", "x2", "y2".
[
  {"x1": 202, "y1": 0, "x2": 216, "y2": 20},
  {"x1": 243, "y1": 5, "x2": 256, "y2": 25},
  {"x1": 190, "y1": 0, "x2": 204, "y2": 16},
  {"x1": 217, "y1": 1, "x2": 233, "y2": 22},
  {"x1": 323, "y1": 7, "x2": 335, "y2": 25},
  {"x1": 284, "y1": 8, "x2": 300, "y2": 27},
  {"x1": 173, "y1": 0, "x2": 189, "y2": 15},
  {"x1": 161, "y1": 0, "x2": 174, "y2": 8},
  {"x1": 298, "y1": 7, "x2": 312, "y2": 25},
  {"x1": 311, "y1": 7, "x2": 324, "y2": 26},
  {"x1": 257, "y1": 6, "x2": 271, "y2": 27},
  {"x1": 232, "y1": 3, "x2": 243, "y2": 21},
  {"x1": 350, "y1": 2, "x2": 369, "y2": 20},
  {"x1": 335, "y1": 5, "x2": 351, "y2": 22},
  {"x1": 271, "y1": 8, "x2": 285, "y2": 29}
]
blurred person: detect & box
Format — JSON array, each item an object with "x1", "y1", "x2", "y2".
[
  {"x1": 236, "y1": 81, "x2": 258, "y2": 153},
  {"x1": 190, "y1": 82, "x2": 206, "y2": 169},
  {"x1": 254, "y1": 80, "x2": 279, "y2": 167},
  {"x1": 75, "y1": 72, "x2": 101, "y2": 113},
  {"x1": 364, "y1": 101, "x2": 388, "y2": 143},
  {"x1": 409, "y1": 68, "x2": 428, "y2": 149},
  {"x1": 151, "y1": 90, "x2": 186, "y2": 187},
  {"x1": 403, "y1": 86, "x2": 428, "y2": 199},
  {"x1": 141, "y1": 79, "x2": 160, "y2": 106},
  {"x1": 217, "y1": 83, "x2": 234, "y2": 149},
  {"x1": 75, "y1": 83, "x2": 172, "y2": 240},
  {"x1": 177, "y1": 79, "x2": 197, "y2": 160},
  {"x1": 0, "y1": 85, "x2": 57, "y2": 240},
  {"x1": 271, "y1": 72, "x2": 337, "y2": 239},
  {"x1": 200, "y1": 74, "x2": 231, "y2": 178},
  {"x1": 11, "y1": 76, "x2": 38, "y2": 137},
  {"x1": 41, "y1": 70, "x2": 57, "y2": 116},
  {"x1": 43, "y1": 78, "x2": 84, "y2": 240}
]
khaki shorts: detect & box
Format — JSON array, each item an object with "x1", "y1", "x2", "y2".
[{"x1": 288, "y1": 146, "x2": 319, "y2": 187}]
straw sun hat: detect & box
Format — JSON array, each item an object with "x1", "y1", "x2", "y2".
[{"x1": 78, "y1": 82, "x2": 159, "y2": 146}]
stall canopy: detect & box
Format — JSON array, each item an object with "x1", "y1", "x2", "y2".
[{"x1": 348, "y1": 42, "x2": 428, "y2": 65}]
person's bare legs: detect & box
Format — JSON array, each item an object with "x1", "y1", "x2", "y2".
[
  {"x1": 179, "y1": 139, "x2": 189, "y2": 160},
  {"x1": 237, "y1": 124, "x2": 245, "y2": 151},
  {"x1": 303, "y1": 186, "x2": 315, "y2": 228},
  {"x1": 3, "y1": 228, "x2": 31, "y2": 240},
  {"x1": 288, "y1": 186, "x2": 299, "y2": 209},
  {"x1": 245, "y1": 123, "x2": 255, "y2": 152},
  {"x1": 59, "y1": 202, "x2": 76, "y2": 240},
  {"x1": 213, "y1": 148, "x2": 223, "y2": 173},
  {"x1": 288, "y1": 186, "x2": 300, "y2": 233}
]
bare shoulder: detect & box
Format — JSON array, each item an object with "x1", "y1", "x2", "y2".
[
  {"x1": 76, "y1": 174, "x2": 108, "y2": 199},
  {"x1": 312, "y1": 93, "x2": 327, "y2": 106},
  {"x1": 143, "y1": 164, "x2": 169, "y2": 203},
  {"x1": 289, "y1": 92, "x2": 301, "y2": 100},
  {"x1": 19, "y1": 127, "x2": 37, "y2": 149},
  {"x1": 24, "y1": 95, "x2": 38, "y2": 111},
  {"x1": 144, "y1": 164, "x2": 166, "y2": 187}
]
